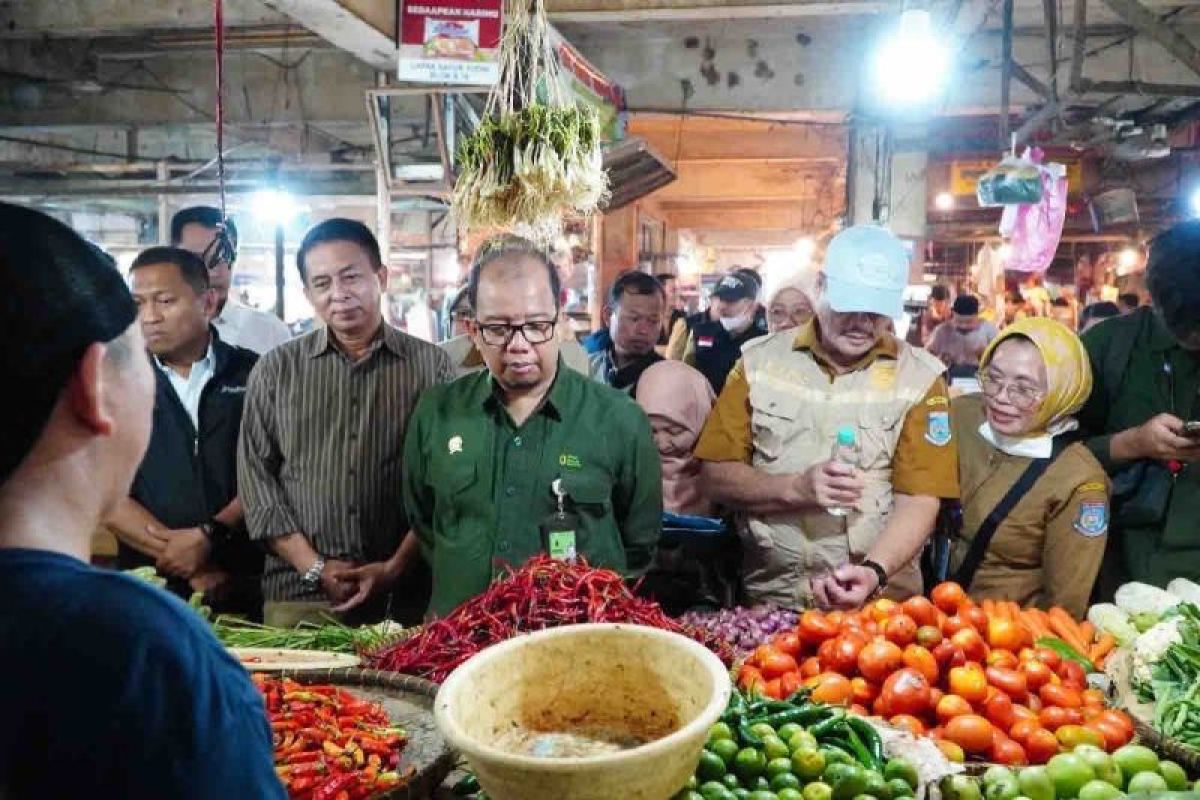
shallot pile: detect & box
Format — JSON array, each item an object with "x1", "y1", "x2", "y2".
[{"x1": 679, "y1": 605, "x2": 800, "y2": 656}]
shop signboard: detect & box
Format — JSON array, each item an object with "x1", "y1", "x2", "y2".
[{"x1": 397, "y1": 0, "x2": 503, "y2": 85}]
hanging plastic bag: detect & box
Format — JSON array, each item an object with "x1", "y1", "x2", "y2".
[
  {"x1": 977, "y1": 152, "x2": 1044, "y2": 206},
  {"x1": 999, "y1": 149, "x2": 1068, "y2": 274}
]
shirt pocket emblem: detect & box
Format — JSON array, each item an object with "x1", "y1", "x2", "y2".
[
  {"x1": 448, "y1": 435, "x2": 463, "y2": 455},
  {"x1": 1074, "y1": 501, "x2": 1108, "y2": 537},
  {"x1": 925, "y1": 410, "x2": 952, "y2": 447}
]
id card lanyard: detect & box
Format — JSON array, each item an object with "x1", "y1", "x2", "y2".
[{"x1": 541, "y1": 478, "x2": 579, "y2": 561}]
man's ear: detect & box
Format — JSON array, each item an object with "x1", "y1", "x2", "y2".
[
  {"x1": 602, "y1": 305, "x2": 613, "y2": 328},
  {"x1": 201, "y1": 287, "x2": 219, "y2": 320},
  {"x1": 66, "y1": 342, "x2": 115, "y2": 436}
]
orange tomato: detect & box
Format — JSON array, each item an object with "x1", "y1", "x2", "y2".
[
  {"x1": 863, "y1": 620, "x2": 880, "y2": 636},
  {"x1": 810, "y1": 672, "x2": 854, "y2": 705},
  {"x1": 931, "y1": 581, "x2": 967, "y2": 614},
  {"x1": 870, "y1": 598, "x2": 901, "y2": 621},
  {"x1": 858, "y1": 640, "x2": 905, "y2": 683},
  {"x1": 738, "y1": 664, "x2": 764, "y2": 692},
  {"x1": 750, "y1": 644, "x2": 775, "y2": 667},
  {"x1": 988, "y1": 650, "x2": 1020, "y2": 670},
  {"x1": 827, "y1": 610, "x2": 846, "y2": 627},
  {"x1": 827, "y1": 632, "x2": 868, "y2": 675},
  {"x1": 1087, "y1": 719, "x2": 1131, "y2": 751},
  {"x1": 1009, "y1": 718, "x2": 1042, "y2": 746},
  {"x1": 1040, "y1": 683, "x2": 1083, "y2": 709},
  {"x1": 1034, "y1": 647, "x2": 1062, "y2": 671},
  {"x1": 936, "y1": 739, "x2": 966, "y2": 763},
  {"x1": 801, "y1": 656, "x2": 822, "y2": 679},
  {"x1": 949, "y1": 665, "x2": 989, "y2": 704},
  {"x1": 988, "y1": 617, "x2": 1028, "y2": 652},
  {"x1": 881, "y1": 668, "x2": 932, "y2": 716},
  {"x1": 945, "y1": 714, "x2": 995, "y2": 753},
  {"x1": 891, "y1": 714, "x2": 927, "y2": 735},
  {"x1": 799, "y1": 610, "x2": 839, "y2": 645},
  {"x1": 986, "y1": 666, "x2": 1029, "y2": 701},
  {"x1": 851, "y1": 676, "x2": 879, "y2": 705},
  {"x1": 780, "y1": 671, "x2": 802, "y2": 699},
  {"x1": 903, "y1": 644, "x2": 939, "y2": 684},
  {"x1": 760, "y1": 649, "x2": 800, "y2": 680},
  {"x1": 964, "y1": 604, "x2": 990, "y2": 634},
  {"x1": 944, "y1": 615, "x2": 975, "y2": 637},
  {"x1": 985, "y1": 691, "x2": 1017, "y2": 731},
  {"x1": 1039, "y1": 706, "x2": 1072, "y2": 731},
  {"x1": 902, "y1": 596, "x2": 939, "y2": 628},
  {"x1": 992, "y1": 736, "x2": 1029, "y2": 765},
  {"x1": 1025, "y1": 727, "x2": 1061, "y2": 764},
  {"x1": 1082, "y1": 688, "x2": 1106, "y2": 707},
  {"x1": 774, "y1": 631, "x2": 803, "y2": 658},
  {"x1": 764, "y1": 678, "x2": 783, "y2": 699},
  {"x1": 936, "y1": 693, "x2": 975, "y2": 723},
  {"x1": 1022, "y1": 660, "x2": 1054, "y2": 691},
  {"x1": 951, "y1": 628, "x2": 989, "y2": 663},
  {"x1": 885, "y1": 614, "x2": 919, "y2": 647}
]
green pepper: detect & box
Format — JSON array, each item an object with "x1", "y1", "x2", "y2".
[
  {"x1": 745, "y1": 705, "x2": 833, "y2": 730},
  {"x1": 1034, "y1": 636, "x2": 1095, "y2": 673},
  {"x1": 843, "y1": 724, "x2": 881, "y2": 772},
  {"x1": 846, "y1": 717, "x2": 885, "y2": 770},
  {"x1": 809, "y1": 711, "x2": 848, "y2": 738},
  {"x1": 738, "y1": 720, "x2": 763, "y2": 748}
]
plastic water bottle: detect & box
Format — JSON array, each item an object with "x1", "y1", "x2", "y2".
[{"x1": 827, "y1": 426, "x2": 859, "y2": 517}]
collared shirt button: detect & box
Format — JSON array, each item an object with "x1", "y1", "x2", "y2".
[{"x1": 505, "y1": 486, "x2": 516, "y2": 497}]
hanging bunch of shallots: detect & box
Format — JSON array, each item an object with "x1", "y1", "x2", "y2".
[{"x1": 452, "y1": 0, "x2": 608, "y2": 242}]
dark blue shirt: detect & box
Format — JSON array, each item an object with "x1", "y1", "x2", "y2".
[{"x1": 0, "y1": 549, "x2": 285, "y2": 799}]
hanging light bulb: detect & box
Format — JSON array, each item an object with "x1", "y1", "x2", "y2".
[{"x1": 873, "y1": 1, "x2": 951, "y2": 107}]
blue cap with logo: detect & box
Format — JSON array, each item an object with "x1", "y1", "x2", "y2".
[{"x1": 822, "y1": 225, "x2": 911, "y2": 318}]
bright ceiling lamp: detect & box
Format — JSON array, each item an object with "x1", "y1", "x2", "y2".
[
  {"x1": 249, "y1": 188, "x2": 303, "y2": 225},
  {"x1": 872, "y1": 1, "x2": 950, "y2": 107}
]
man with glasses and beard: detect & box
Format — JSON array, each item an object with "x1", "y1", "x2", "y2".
[
  {"x1": 402, "y1": 235, "x2": 663, "y2": 616},
  {"x1": 696, "y1": 226, "x2": 960, "y2": 610},
  {"x1": 171, "y1": 206, "x2": 292, "y2": 354}
]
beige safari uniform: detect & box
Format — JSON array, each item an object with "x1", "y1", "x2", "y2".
[
  {"x1": 949, "y1": 394, "x2": 1110, "y2": 618},
  {"x1": 736, "y1": 330, "x2": 947, "y2": 606}
]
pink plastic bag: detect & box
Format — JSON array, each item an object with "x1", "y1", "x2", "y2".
[{"x1": 999, "y1": 148, "x2": 1067, "y2": 274}]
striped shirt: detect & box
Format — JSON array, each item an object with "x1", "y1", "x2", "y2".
[{"x1": 238, "y1": 322, "x2": 454, "y2": 602}]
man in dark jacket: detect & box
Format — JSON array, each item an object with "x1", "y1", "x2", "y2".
[
  {"x1": 106, "y1": 246, "x2": 263, "y2": 617},
  {"x1": 587, "y1": 271, "x2": 665, "y2": 394},
  {"x1": 685, "y1": 271, "x2": 768, "y2": 393}
]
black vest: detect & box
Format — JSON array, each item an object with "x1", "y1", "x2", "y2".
[{"x1": 691, "y1": 313, "x2": 768, "y2": 394}]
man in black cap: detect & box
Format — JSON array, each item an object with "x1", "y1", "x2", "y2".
[
  {"x1": 0, "y1": 203, "x2": 284, "y2": 798},
  {"x1": 682, "y1": 270, "x2": 769, "y2": 393}
]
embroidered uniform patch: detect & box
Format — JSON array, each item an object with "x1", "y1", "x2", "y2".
[
  {"x1": 870, "y1": 363, "x2": 897, "y2": 389},
  {"x1": 925, "y1": 410, "x2": 952, "y2": 446},
  {"x1": 697, "y1": 336, "x2": 715, "y2": 348},
  {"x1": 1078, "y1": 481, "x2": 1106, "y2": 493},
  {"x1": 926, "y1": 394, "x2": 950, "y2": 407},
  {"x1": 1074, "y1": 501, "x2": 1108, "y2": 537}
]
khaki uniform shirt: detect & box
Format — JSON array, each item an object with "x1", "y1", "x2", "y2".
[{"x1": 950, "y1": 394, "x2": 1110, "y2": 618}]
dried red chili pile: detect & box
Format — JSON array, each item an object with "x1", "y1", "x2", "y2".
[
  {"x1": 254, "y1": 674, "x2": 413, "y2": 799},
  {"x1": 368, "y1": 555, "x2": 734, "y2": 683}
]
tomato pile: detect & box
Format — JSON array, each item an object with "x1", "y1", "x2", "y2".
[{"x1": 736, "y1": 583, "x2": 1136, "y2": 766}]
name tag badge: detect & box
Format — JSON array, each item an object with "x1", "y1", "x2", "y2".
[{"x1": 545, "y1": 522, "x2": 579, "y2": 561}]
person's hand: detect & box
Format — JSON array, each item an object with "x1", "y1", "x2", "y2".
[
  {"x1": 794, "y1": 461, "x2": 864, "y2": 511},
  {"x1": 332, "y1": 560, "x2": 403, "y2": 613},
  {"x1": 154, "y1": 526, "x2": 211, "y2": 579},
  {"x1": 810, "y1": 562, "x2": 881, "y2": 610},
  {"x1": 319, "y1": 558, "x2": 358, "y2": 604},
  {"x1": 1119, "y1": 414, "x2": 1200, "y2": 462}
]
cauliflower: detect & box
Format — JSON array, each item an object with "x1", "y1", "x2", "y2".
[
  {"x1": 1116, "y1": 581, "x2": 1179, "y2": 618},
  {"x1": 1132, "y1": 618, "x2": 1184, "y2": 696},
  {"x1": 1088, "y1": 603, "x2": 1140, "y2": 646},
  {"x1": 1167, "y1": 578, "x2": 1200, "y2": 606}
]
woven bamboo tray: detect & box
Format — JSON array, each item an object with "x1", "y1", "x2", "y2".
[
  {"x1": 277, "y1": 668, "x2": 456, "y2": 800},
  {"x1": 1131, "y1": 717, "x2": 1200, "y2": 775}
]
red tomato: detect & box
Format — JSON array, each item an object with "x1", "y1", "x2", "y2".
[
  {"x1": 902, "y1": 596, "x2": 939, "y2": 628},
  {"x1": 828, "y1": 632, "x2": 868, "y2": 675},
  {"x1": 1010, "y1": 704, "x2": 1039, "y2": 723},
  {"x1": 903, "y1": 644, "x2": 939, "y2": 684},
  {"x1": 885, "y1": 614, "x2": 919, "y2": 647},
  {"x1": 1040, "y1": 683, "x2": 1083, "y2": 709},
  {"x1": 1039, "y1": 706, "x2": 1072, "y2": 731},
  {"x1": 850, "y1": 703, "x2": 870, "y2": 716},
  {"x1": 986, "y1": 666, "x2": 1029, "y2": 701},
  {"x1": 818, "y1": 637, "x2": 838, "y2": 667},
  {"x1": 1096, "y1": 710, "x2": 1135, "y2": 738},
  {"x1": 851, "y1": 676, "x2": 878, "y2": 705},
  {"x1": 873, "y1": 694, "x2": 893, "y2": 718},
  {"x1": 949, "y1": 665, "x2": 989, "y2": 703},
  {"x1": 1025, "y1": 728, "x2": 1061, "y2": 764},
  {"x1": 810, "y1": 672, "x2": 854, "y2": 705},
  {"x1": 944, "y1": 615, "x2": 976, "y2": 636},
  {"x1": 760, "y1": 650, "x2": 799, "y2": 680},
  {"x1": 931, "y1": 581, "x2": 967, "y2": 614},
  {"x1": 1059, "y1": 660, "x2": 1087, "y2": 689},
  {"x1": 738, "y1": 664, "x2": 764, "y2": 692},
  {"x1": 1087, "y1": 719, "x2": 1131, "y2": 751},
  {"x1": 780, "y1": 671, "x2": 802, "y2": 699},
  {"x1": 945, "y1": 714, "x2": 995, "y2": 753},
  {"x1": 963, "y1": 604, "x2": 990, "y2": 635},
  {"x1": 1082, "y1": 688, "x2": 1107, "y2": 707},
  {"x1": 764, "y1": 678, "x2": 783, "y2": 699},
  {"x1": 799, "y1": 610, "x2": 840, "y2": 645},
  {"x1": 801, "y1": 656, "x2": 822, "y2": 679},
  {"x1": 929, "y1": 687, "x2": 945, "y2": 709},
  {"x1": 1034, "y1": 647, "x2": 1062, "y2": 671},
  {"x1": 881, "y1": 668, "x2": 932, "y2": 716},
  {"x1": 931, "y1": 639, "x2": 960, "y2": 668},
  {"x1": 774, "y1": 631, "x2": 802, "y2": 658},
  {"x1": 936, "y1": 694, "x2": 974, "y2": 723},
  {"x1": 1009, "y1": 718, "x2": 1042, "y2": 746},
  {"x1": 987, "y1": 617, "x2": 1028, "y2": 652},
  {"x1": 988, "y1": 650, "x2": 1021, "y2": 670},
  {"x1": 951, "y1": 628, "x2": 989, "y2": 663},
  {"x1": 985, "y1": 691, "x2": 1017, "y2": 731},
  {"x1": 1022, "y1": 660, "x2": 1054, "y2": 691},
  {"x1": 992, "y1": 737, "x2": 1029, "y2": 765},
  {"x1": 858, "y1": 640, "x2": 905, "y2": 683},
  {"x1": 890, "y1": 714, "x2": 927, "y2": 735}
]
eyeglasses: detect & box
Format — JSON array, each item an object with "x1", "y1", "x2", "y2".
[
  {"x1": 977, "y1": 371, "x2": 1045, "y2": 410},
  {"x1": 200, "y1": 227, "x2": 236, "y2": 271},
  {"x1": 476, "y1": 320, "x2": 556, "y2": 346}
]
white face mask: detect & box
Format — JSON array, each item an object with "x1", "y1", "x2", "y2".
[{"x1": 720, "y1": 311, "x2": 754, "y2": 333}]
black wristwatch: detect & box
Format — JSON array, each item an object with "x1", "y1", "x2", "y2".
[
  {"x1": 860, "y1": 559, "x2": 889, "y2": 592},
  {"x1": 199, "y1": 521, "x2": 232, "y2": 545}
]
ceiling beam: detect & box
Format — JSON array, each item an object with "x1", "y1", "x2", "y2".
[
  {"x1": 1077, "y1": 78, "x2": 1200, "y2": 96},
  {"x1": 547, "y1": 0, "x2": 885, "y2": 21},
  {"x1": 1098, "y1": 0, "x2": 1200, "y2": 77},
  {"x1": 259, "y1": 0, "x2": 397, "y2": 71},
  {"x1": 0, "y1": 0, "x2": 286, "y2": 39},
  {"x1": 1071, "y1": 0, "x2": 1089, "y2": 90},
  {"x1": 653, "y1": 161, "x2": 842, "y2": 202},
  {"x1": 1011, "y1": 62, "x2": 1052, "y2": 99},
  {"x1": 1043, "y1": 0, "x2": 1059, "y2": 100}
]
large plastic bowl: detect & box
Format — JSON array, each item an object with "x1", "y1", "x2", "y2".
[{"x1": 434, "y1": 623, "x2": 732, "y2": 800}]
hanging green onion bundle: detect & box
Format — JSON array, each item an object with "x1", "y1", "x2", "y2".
[{"x1": 452, "y1": 0, "x2": 608, "y2": 240}]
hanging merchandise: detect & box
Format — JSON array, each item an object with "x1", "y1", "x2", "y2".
[
  {"x1": 998, "y1": 148, "x2": 1068, "y2": 274},
  {"x1": 451, "y1": 0, "x2": 609, "y2": 242},
  {"x1": 976, "y1": 151, "x2": 1044, "y2": 207}
]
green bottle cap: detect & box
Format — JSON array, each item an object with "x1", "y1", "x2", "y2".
[{"x1": 836, "y1": 426, "x2": 856, "y2": 446}]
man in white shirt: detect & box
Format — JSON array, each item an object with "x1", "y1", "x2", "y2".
[{"x1": 171, "y1": 206, "x2": 292, "y2": 355}]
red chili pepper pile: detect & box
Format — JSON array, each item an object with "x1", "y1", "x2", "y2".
[
  {"x1": 254, "y1": 674, "x2": 413, "y2": 799},
  {"x1": 368, "y1": 555, "x2": 734, "y2": 683}
]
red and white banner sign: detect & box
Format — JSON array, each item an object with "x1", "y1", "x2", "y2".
[{"x1": 397, "y1": 0, "x2": 502, "y2": 85}]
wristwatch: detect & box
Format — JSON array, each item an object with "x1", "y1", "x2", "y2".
[
  {"x1": 301, "y1": 557, "x2": 327, "y2": 591},
  {"x1": 860, "y1": 559, "x2": 889, "y2": 592},
  {"x1": 198, "y1": 521, "x2": 231, "y2": 545}
]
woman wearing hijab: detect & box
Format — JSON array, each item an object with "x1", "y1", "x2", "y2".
[
  {"x1": 764, "y1": 266, "x2": 817, "y2": 334},
  {"x1": 635, "y1": 360, "x2": 716, "y2": 517},
  {"x1": 949, "y1": 318, "x2": 1110, "y2": 617}
]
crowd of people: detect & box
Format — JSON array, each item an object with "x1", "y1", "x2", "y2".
[{"x1": 3, "y1": 198, "x2": 1200, "y2": 794}]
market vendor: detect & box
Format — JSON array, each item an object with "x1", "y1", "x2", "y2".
[
  {"x1": 949, "y1": 318, "x2": 1109, "y2": 618},
  {"x1": 696, "y1": 225, "x2": 959, "y2": 610},
  {"x1": 1077, "y1": 220, "x2": 1200, "y2": 593},
  {"x1": 239, "y1": 218, "x2": 455, "y2": 627},
  {"x1": 0, "y1": 202, "x2": 283, "y2": 797},
  {"x1": 402, "y1": 234, "x2": 663, "y2": 616}
]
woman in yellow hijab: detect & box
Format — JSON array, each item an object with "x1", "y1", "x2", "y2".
[{"x1": 948, "y1": 318, "x2": 1110, "y2": 617}]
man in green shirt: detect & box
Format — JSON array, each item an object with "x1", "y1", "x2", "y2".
[
  {"x1": 402, "y1": 235, "x2": 663, "y2": 616},
  {"x1": 1078, "y1": 220, "x2": 1200, "y2": 592}
]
